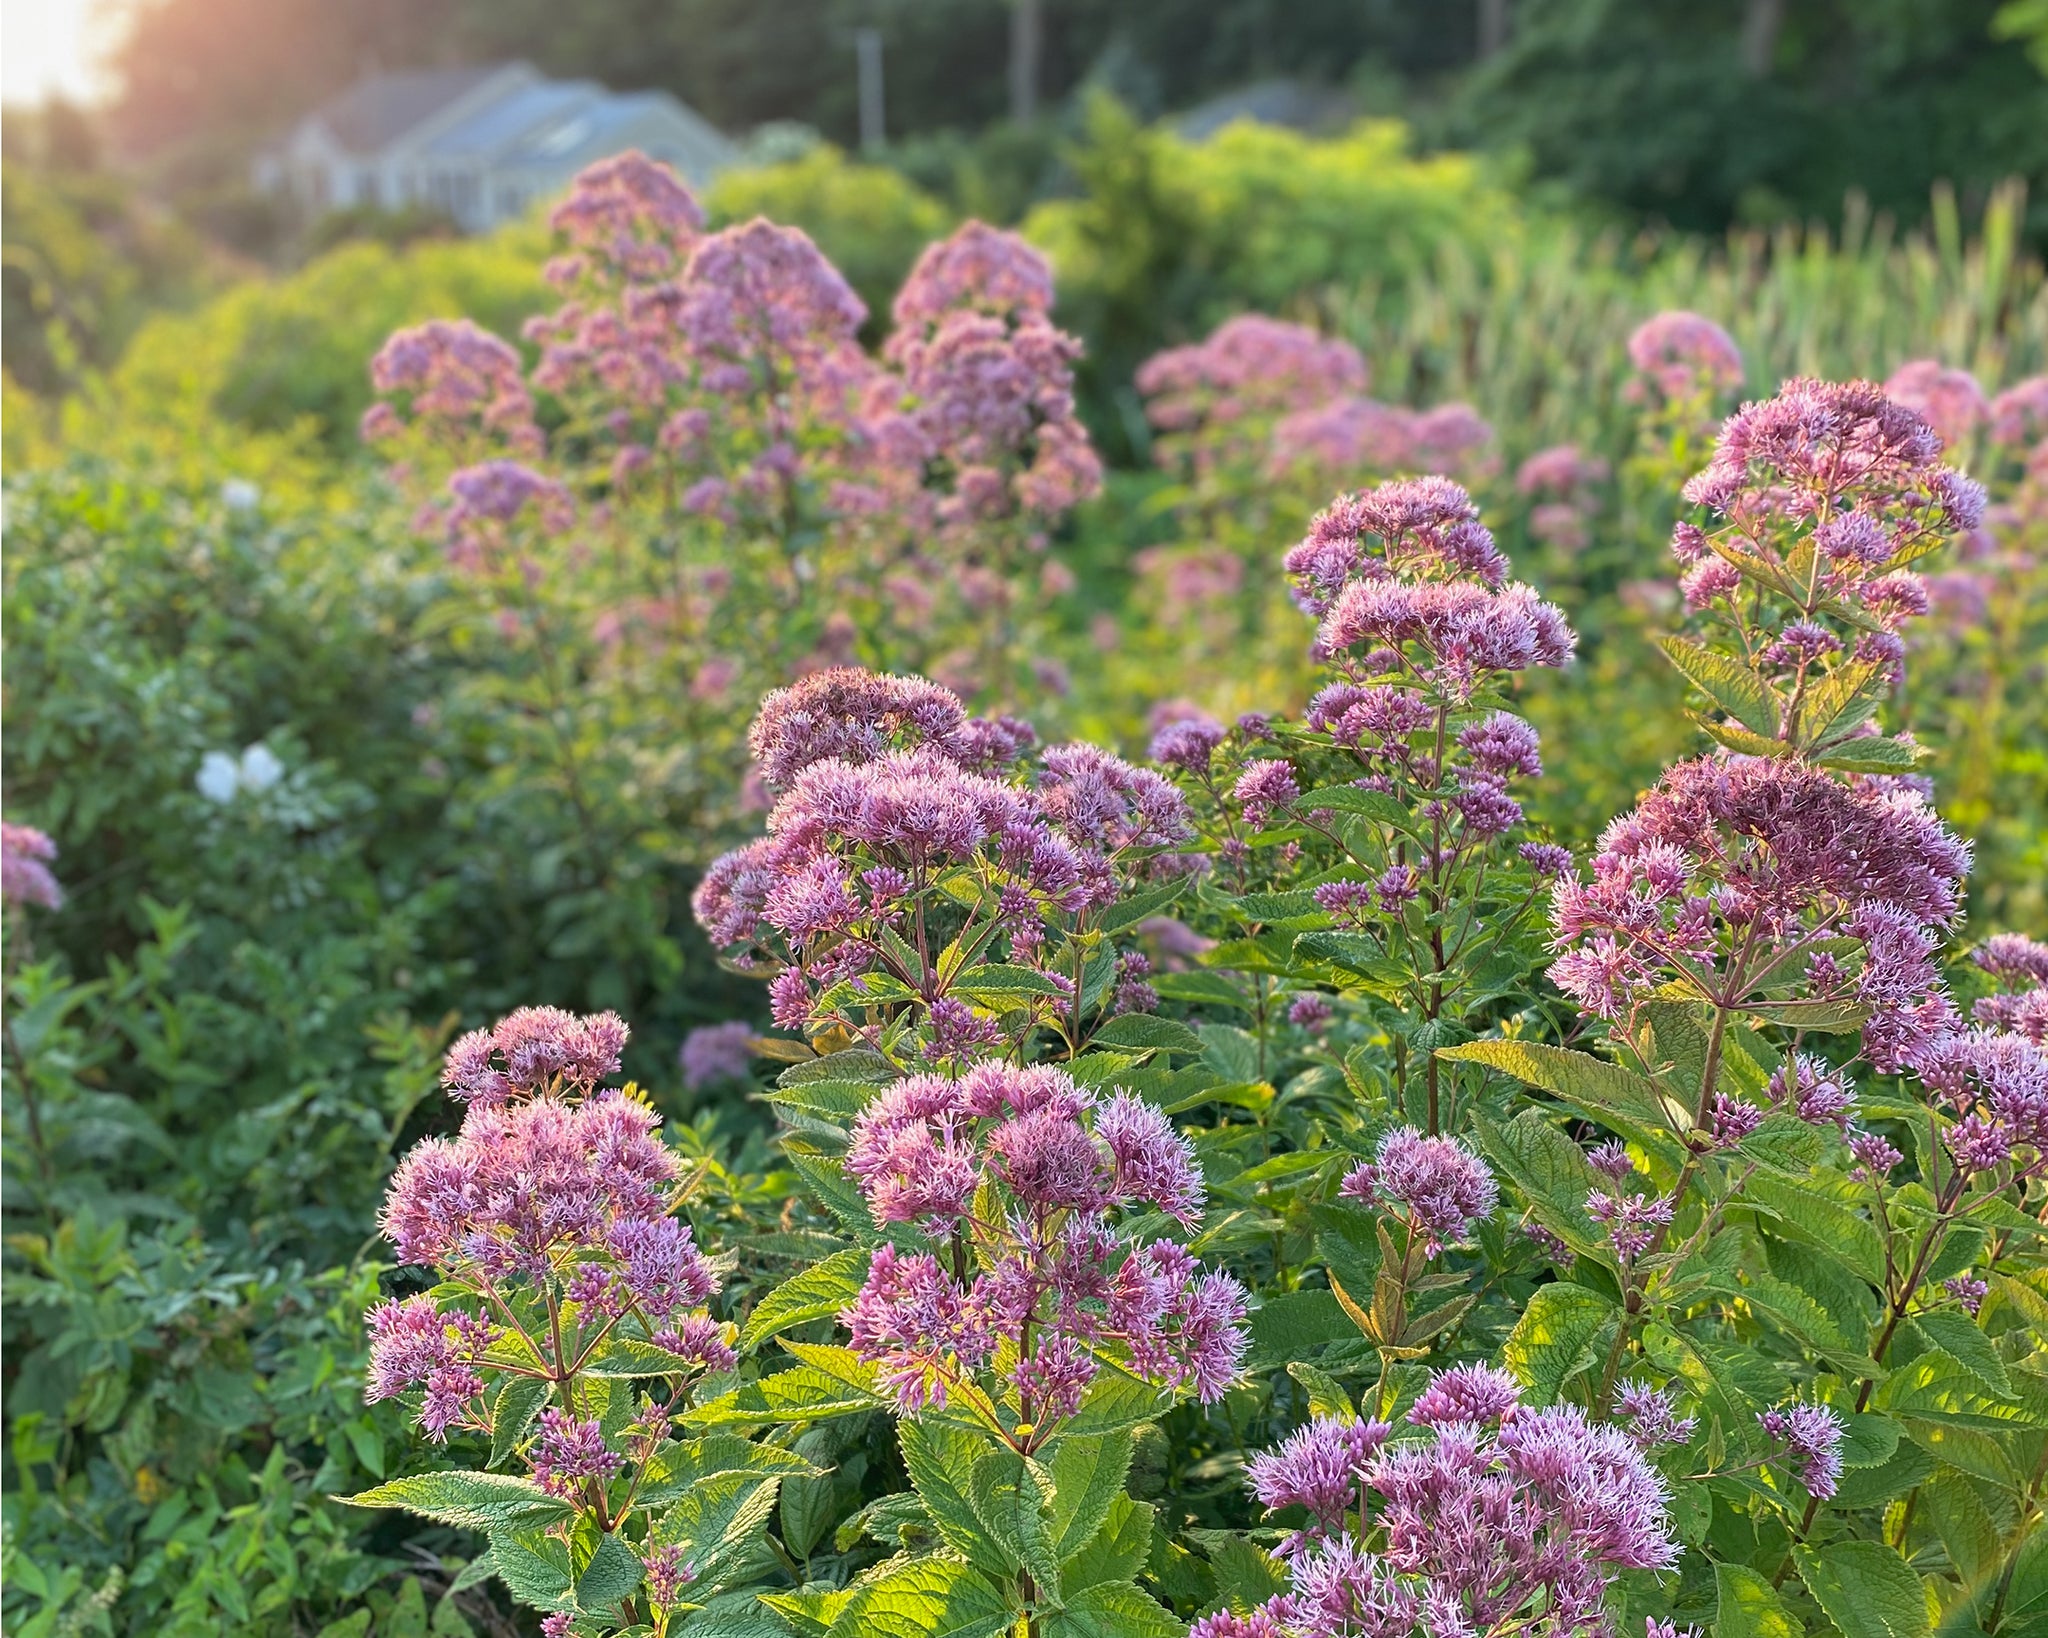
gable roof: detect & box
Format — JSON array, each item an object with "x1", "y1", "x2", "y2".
[{"x1": 309, "y1": 65, "x2": 522, "y2": 154}]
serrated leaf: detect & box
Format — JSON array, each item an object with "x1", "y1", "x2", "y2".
[
  {"x1": 970, "y1": 1449, "x2": 1060, "y2": 1593},
  {"x1": 1050, "y1": 1433, "x2": 1134, "y2": 1560},
  {"x1": 741, "y1": 1248, "x2": 870, "y2": 1351},
  {"x1": 1814, "y1": 736, "x2": 1923, "y2": 773},
  {"x1": 1500, "y1": 1283, "x2": 1616, "y2": 1406},
  {"x1": 1792, "y1": 1541, "x2": 1931, "y2": 1638},
  {"x1": 956, "y1": 964, "x2": 1070, "y2": 999},
  {"x1": 637, "y1": 1435, "x2": 824, "y2": 1508},
  {"x1": 487, "y1": 1525, "x2": 576, "y2": 1612},
  {"x1": 336, "y1": 1471, "x2": 570, "y2": 1531},
  {"x1": 900, "y1": 1421, "x2": 1006, "y2": 1561},
  {"x1": 1659, "y1": 636, "x2": 1782, "y2": 736},
  {"x1": 1060, "y1": 1495, "x2": 1154, "y2": 1592},
  {"x1": 1090, "y1": 1014, "x2": 1206, "y2": 1054},
  {"x1": 1247, "y1": 1290, "x2": 1356, "y2": 1365},
  {"x1": 1716, "y1": 1563, "x2": 1803, "y2": 1638},
  {"x1": 1439, "y1": 1039, "x2": 1674, "y2": 1141},
  {"x1": 1741, "y1": 997, "x2": 1871, "y2": 1032},
  {"x1": 1925, "y1": 1465, "x2": 2000, "y2": 1602},
  {"x1": 823, "y1": 1559, "x2": 1013, "y2": 1638},
  {"x1": 1910, "y1": 1312, "x2": 2011, "y2": 1397},
  {"x1": 1099, "y1": 877, "x2": 1191, "y2": 934},
  {"x1": 1296, "y1": 784, "x2": 1410, "y2": 826},
  {"x1": 1287, "y1": 1361, "x2": 1356, "y2": 1421},
  {"x1": 1041, "y1": 1581, "x2": 1184, "y2": 1638},
  {"x1": 1470, "y1": 1108, "x2": 1604, "y2": 1251},
  {"x1": 490, "y1": 1376, "x2": 550, "y2": 1470},
  {"x1": 575, "y1": 1533, "x2": 642, "y2": 1614},
  {"x1": 1741, "y1": 1170, "x2": 1887, "y2": 1286}
]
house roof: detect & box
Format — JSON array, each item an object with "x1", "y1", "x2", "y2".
[
  {"x1": 416, "y1": 79, "x2": 600, "y2": 161},
  {"x1": 309, "y1": 64, "x2": 523, "y2": 154}
]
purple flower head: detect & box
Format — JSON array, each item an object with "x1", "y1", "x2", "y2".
[
  {"x1": 640, "y1": 1543, "x2": 697, "y2": 1608},
  {"x1": 368, "y1": 318, "x2": 538, "y2": 448},
  {"x1": 528, "y1": 1410, "x2": 624, "y2": 1497},
  {"x1": 1095, "y1": 1092, "x2": 1206, "y2": 1225},
  {"x1": 1587, "y1": 1139, "x2": 1635, "y2": 1184},
  {"x1": 1884, "y1": 359, "x2": 1988, "y2": 452},
  {"x1": 1340, "y1": 1127, "x2": 1497, "y2": 1252},
  {"x1": 1944, "y1": 1273, "x2": 1989, "y2": 1316},
  {"x1": 842, "y1": 1243, "x2": 993, "y2": 1413},
  {"x1": 1289, "y1": 993, "x2": 1334, "y2": 1029},
  {"x1": 1407, "y1": 1363, "x2": 1521, "y2": 1429},
  {"x1": 1517, "y1": 443, "x2": 1610, "y2": 499},
  {"x1": 1628, "y1": 310, "x2": 1744, "y2": 402},
  {"x1": 1040, "y1": 742, "x2": 1194, "y2": 851},
  {"x1": 893, "y1": 221, "x2": 1055, "y2": 328},
  {"x1": 1977, "y1": 932, "x2": 2048, "y2": 989},
  {"x1": 441, "y1": 1006, "x2": 629, "y2": 1106},
  {"x1": 1769, "y1": 1053, "x2": 1854, "y2": 1130},
  {"x1": 1, "y1": 822, "x2": 62, "y2": 910},
  {"x1": 548, "y1": 150, "x2": 704, "y2": 284},
  {"x1": 1614, "y1": 1380, "x2": 1698, "y2": 1448},
  {"x1": 1234, "y1": 759, "x2": 1301, "y2": 828},
  {"x1": 1246, "y1": 1415, "x2": 1392, "y2": 1531},
  {"x1": 1757, "y1": 1401, "x2": 1844, "y2": 1499},
  {"x1": 680, "y1": 1020, "x2": 754, "y2": 1091},
  {"x1": 1149, "y1": 713, "x2": 1227, "y2": 773},
  {"x1": 1849, "y1": 1128, "x2": 1903, "y2": 1179},
  {"x1": 748, "y1": 667, "x2": 970, "y2": 789},
  {"x1": 1457, "y1": 712, "x2": 1543, "y2": 779},
  {"x1": 1586, "y1": 1189, "x2": 1676, "y2": 1261}
]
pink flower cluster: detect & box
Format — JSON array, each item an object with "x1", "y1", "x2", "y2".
[
  {"x1": 1548, "y1": 755, "x2": 1969, "y2": 1048},
  {"x1": 1286, "y1": 478, "x2": 1573, "y2": 702},
  {"x1": 838, "y1": 1060, "x2": 1246, "y2": 1430},
  {"x1": 1, "y1": 821, "x2": 62, "y2": 910},
  {"x1": 1883, "y1": 359, "x2": 1989, "y2": 453},
  {"x1": 1272, "y1": 398, "x2": 1497, "y2": 488},
  {"x1": 1628, "y1": 310, "x2": 1744, "y2": 404},
  {"x1": 695, "y1": 667, "x2": 1187, "y2": 1040},
  {"x1": 679, "y1": 1019, "x2": 755, "y2": 1091},
  {"x1": 363, "y1": 318, "x2": 539, "y2": 453},
  {"x1": 1202, "y1": 1370, "x2": 1679, "y2": 1638},
  {"x1": 1673, "y1": 377, "x2": 1985, "y2": 683},
  {"x1": 1338, "y1": 1126, "x2": 1498, "y2": 1254},
  {"x1": 884, "y1": 223, "x2": 1101, "y2": 530},
  {"x1": 1138, "y1": 316, "x2": 1368, "y2": 476},
  {"x1": 1516, "y1": 443, "x2": 1611, "y2": 553},
  {"x1": 368, "y1": 1006, "x2": 733, "y2": 1446}
]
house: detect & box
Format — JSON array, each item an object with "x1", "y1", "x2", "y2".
[{"x1": 256, "y1": 62, "x2": 739, "y2": 232}]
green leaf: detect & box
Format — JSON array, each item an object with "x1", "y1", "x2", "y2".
[
  {"x1": 741, "y1": 1248, "x2": 870, "y2": 1351},
  {"x1": 1470, "y1": 1108, "x2": 1604, "y2": 1251},
  {"x1": 1090, "y1": 1014, "x2": 1206, "y2": 1054},
  {"x1": 823, "y1": 1558, "x2": 1014, "y2": 1638},
  {"x1": 1066, "y1": 1366, "x2": 1170, "y2": 1437},
  {"x1": 637, "y1": 1436, "x2": 824, "y2": 1508},
  {"x1": 1839, "y1": 1413, "x2": 1903, "y2": 1470},
  {"x1": 655, "y1": 1468, "x2": 789, "y2": 1583},
  {"x1": 1060, "y1": 1495, "x2": 1154, "y2": 1592},
  {"x1": 1813, "y1": 735, "x2": 1923, "y2": 773},
  {"x1": 1049, "y1": 1432, "x2": 1134, "y2": 1560},
  {"x1": 575, "y1": 1533, "x2": 643, "y2": 1615},
  {"x1": 1296, "y1": 784, "x2": 1410, "y2": 826},
  {"x1": 1247, "y1": 1290, "x2": 1357, "y2": 1365},
  {"x1": 1716, "y1": 1562, "x2": 1804, "y2": 1638},
  {"x1": 899, "y1": 1421, "x2": 1006, "y2": 1562},
  {"x1": 956, "y1": 964, "x2": 1071, "y2": 1000},
  {"x1": 1658, "y1": 636, "x2": 1782, "y2": 736},
  {"x1": 1499, "y1": 1283, "x2": 1617, "y2": 1406},
  {"x1": 1439, "y1": 1039, "x2": 1674, "y2": 1141},
  {"x1": 1741, "y1": 1171, "x2": 1887, "y2": 1287},
  {"x1": 1099, "y1": 877, "x2": 1190, "y2": 934},
  {"x1": 487, "y1": 1525, "x2": 576, "y2": 1612},
  {"x1": 1910, "y1": 1312, "x2": 2011, "y2": 1397},
  {"x1": 1741, "y1": 998, "x2": 1871, "y2": 1032},
  {"x1": 1792, "y1": 1541, "x2": 1931, "y2": 1638},
  {"x1": 1041, "y1": 1581, "x2": 1184, "y2": 1638},
  {"x1": 970, "y1": 1449, "x2": 1060, "y2": 1592},
  {"x1": 1924, "y1": 1466, "x2": 2001, "y2": 1604},
  {"x1": 685, "y1": 1363, "x2": 876, "y2": 1428},
  {"x1": 489, "y1": 1377, "x2": 550, "y2": 1470},
  {"x1": 1286, "y1": 1361, "x2": 1356, "y2": 1421},
  {"x1": 335, "y1": 1471, "x2": 570, "y2": 1531}
]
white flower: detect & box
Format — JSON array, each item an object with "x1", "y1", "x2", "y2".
[
  {"x1": 239, "y1": 744, "x2": 284, "y2": 792},
  {"x1": 196, "y1": 751, "x2": 241, "y2": 803},
  {"x1": 221, "y1": 479, "x2": 261, "y2": 512}
]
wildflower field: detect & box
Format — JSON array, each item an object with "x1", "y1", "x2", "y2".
[{"x1": 5, "y1": 135, "x2": 2048, "y2": 1638}]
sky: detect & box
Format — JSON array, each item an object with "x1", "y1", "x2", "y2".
[{"x1": 3, "y1": 0, "x2": 121, "y2": 106}]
